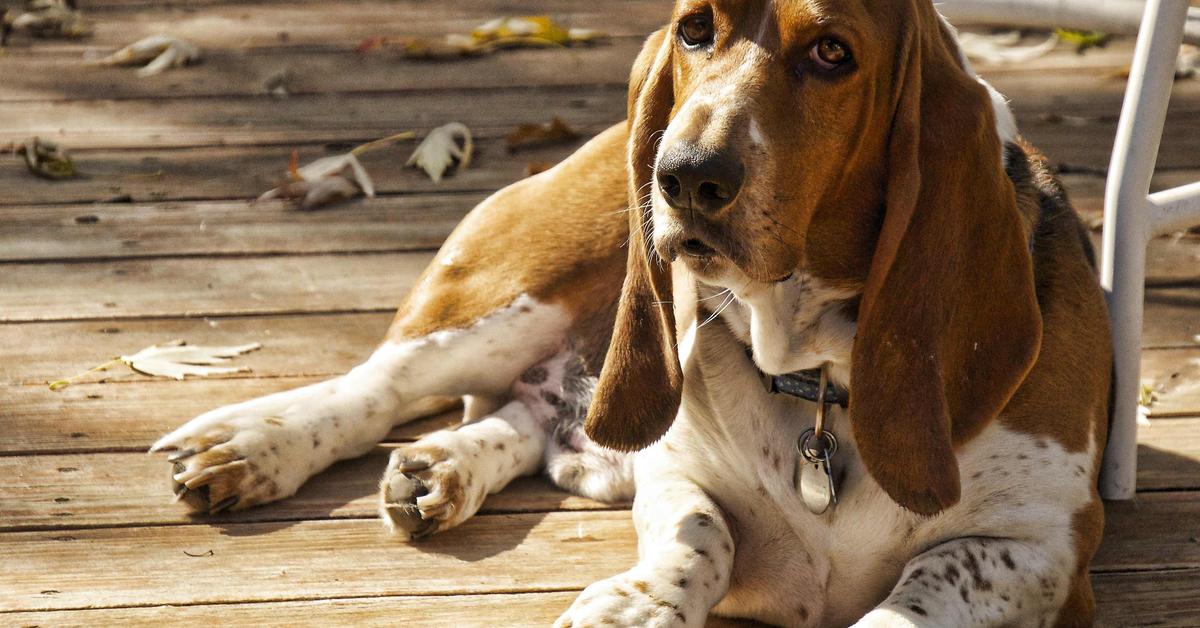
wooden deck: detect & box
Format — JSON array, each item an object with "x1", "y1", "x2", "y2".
[{"x1": 2, "y1": 1, "x2": 1199, "y2": 625}]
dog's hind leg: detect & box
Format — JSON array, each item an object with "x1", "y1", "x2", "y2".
[{"x1": 150, "y1": 123, "x2": 631, "y2": 515}]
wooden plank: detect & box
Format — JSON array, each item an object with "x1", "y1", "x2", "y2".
[
  {"x1": 0, "y1": 38, "x2": 1153, "y2": 103},
  {"x1": 0, "y1": 491, "x2": 1196, "y2": 611},
  {"x1": 0, "y1": 133, "x2": 1191, "y2": 216},
  {"x1": 1145, "y1": 287, "x2": 1200, "y2": 348},
  {"x1": 0, "y1": 575, "x2": 1190, "y2": 627},
  {"x1": 0, "y1": 138, "x2": 573, "y2": 207},
  {"x1": 0, "y1": 450, "x2": 621, "y2": 531},
  {"x1": 2, "y1": 76, "x2": 1199, "y2": 158},
  {"x1": 0, "y1": 0, "x2": 667, "y2": 51},
  {"x1": 0, "y1": 86, "x2": 628, "y2": 150},
  {"x1": 0, "y1": 313, "x2": 391, "y2": 386},
  {"x1": 1093, "y1": 568, "x2": 1200, "y2": 627},
  {"x1": 0, "y1": 39, "x2": 643, "y2": 102},
  {"x1": 0, "y1": 591, "x2": 590, "y2": 627},
  {"x1": 0, "y1": 510, "x2": 638, "y2": 611},
  {"x1": 1095, "y1": 491, "x2": 1200, "y2": 572},
  {"x1": 1142, "y1": 350, "x2": 1200, "y2": 418},
  {"x1": 0, "y1": 251, "x2": 433, "y2": 322},
  {"x1": 2, "y1": 246, "x2": 1195, "y2": 346},
  {"x1": 6, "y1": 171, "x2": 1193, "y2": 262},
  {"x1": 7, "y1": 419, "x2": 1199, "y2": 530},
  {"x1": 1138, "y1": 417, "x2": 1200, "y2": 490},
  {"x1": 0, "y1": 377, "x2": 460, "y2": 455},
  {"x1": 0, "y1": 194, "x2": 486, "y2": 261},
  {"x1": 1019, "y1": 113, "x2": 1200, "y2": 171}
]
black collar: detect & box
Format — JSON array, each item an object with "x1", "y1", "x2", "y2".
[{"x1": 746, "y1": 348, "x2": 849, "y2": 407}]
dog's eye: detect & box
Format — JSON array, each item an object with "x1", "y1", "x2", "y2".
[
  {"x1": 810, "y1": 38, "x2": 851, "y2": 70},
  {"x1": 678, "y1": 14, "x2": 714, "y2": 47}
]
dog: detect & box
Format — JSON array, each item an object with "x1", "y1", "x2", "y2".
[{"x1": 151, "y1": 0, "x2": 1112, "y2": 625}]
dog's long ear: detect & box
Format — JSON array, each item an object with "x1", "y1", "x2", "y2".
[
  {"x1": 850, "y1": 10, "x2": 1043, "y2": 515},
  {"x1": 585, "y1": 28, "x2": 682, "y2": 451}
]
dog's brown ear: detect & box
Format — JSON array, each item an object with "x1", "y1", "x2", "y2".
[
  {"x1": 850, "y1": 11, "x2": 1043, "y2": 515},
  {"x1": 585, "y1": 28, "x2": 682, "y2": 451}
]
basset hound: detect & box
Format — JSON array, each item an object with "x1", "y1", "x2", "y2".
[{"x1": 151, "y1": 0, "x2": 1112, "y2": 625}]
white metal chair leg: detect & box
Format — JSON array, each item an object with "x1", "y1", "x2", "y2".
[{"x1": 1099, "y1": 0, "x2": 1200, "y2": 500}]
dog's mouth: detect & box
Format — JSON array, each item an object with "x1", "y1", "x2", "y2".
[
  {"x1": 656, "y1": 222, "x2": 795, "y2": 284},
  {"x1": 679, "y1": 237, "x2": 717, "y2": 259}
]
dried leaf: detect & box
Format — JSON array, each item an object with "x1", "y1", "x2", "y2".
[
  {"x1": 506, "y1": 117, "x2": 579, "y2": 153},
  {"x1": 259, "y1": 132, "x2": 414, "y2": 210},
  {"x1": 1177, "y1": 45, "x2": 1200, "y2": 80},
  {"x1": 957, "y1": 31, "x2": 1057, "y2": 64},
  {"x1": 89, "y1": 35, "x2": 201, "y2": 77},
  {"x1": 407, "y1": 122, "x2": 473, "y2": 183},
  {"x1": 120, "y1": 340, "x2": 261, "y2": 380},
  {"x1": 1054, "y1": 29, "x2": 1110, "y2": 53},
  {"x1": 48, "y1": 339, "x2": 262, "y2": 389},
  {"x1": 15, "y1": 137, "x2": 75, "y2": 180},
  {"x1": 260, "y1": 175, "x2": 362, "y2": 210},
  {"x1": 472, "y1": 16, "x2": 570, "y2": 47},
  {"x1": 357, "y1": 16, "x2": 604, "y2": 59},
  {"x1": 6, "y1": 0, "x2": 91, "y2": 41}
]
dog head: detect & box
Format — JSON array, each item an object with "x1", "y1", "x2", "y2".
[{"x1": 586, "y1": 0, "x2": 1043, "y2": 516}]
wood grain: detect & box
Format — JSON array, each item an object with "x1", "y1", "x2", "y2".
[
  {"x1": 1092, "y1": 568, "x2": 1200, "y2": 627},
  {"x1": 0, "y1": 570, "x2": 1191, "y2": 626},
  {"x1": 1142, "y1": 350, "x2": 1200, "y2": 418},
  {"x1": 0, "y1": 591, "x2": 590, "y2": 627},
  {"x1": 0, "y1": 451, "x2": 621, "y2": 531},
  {"x1": 0, "y1": 0, "x2": 668, "y2": 51},
  {"x1": 0, "y1": 313, "x2": 392, "y2": 385},
  {"x1": 0, "y1": 87, "x2": 628, "y2": 150},
  {"x1": 1095, "y1": 491, "x2": 1200, "y2": 572},
  {"x1": 0, "y1": 139, "x2": 576, "y2": 208},
  {"x1": 0, "y1": 379, "x2": 461, "y2": 455},
  {"x1": 0, "y1": 251, "x2": 433, "y2": 322},
  {"x1": 1139, "y1": 417, "x2": 1200, "y2": 490},
  {"x1": 0, "y1": 510, "x2": 638, "y2": 612},
  {"x1": 2, "y1": 72, "x2": 1199, "y2": 169},
  {"x1": 0, "y1": 494, "x2": 1196, "y2": 612},
  {"x1": 0, "y1": 195, "x2": 487, "y2": 261},
  {"x1": 0, "y1": 36, "x2": 1163, "y2": 103},
  {"x1": 0, "y1": 39, "x2": 644, "y2": 102}
]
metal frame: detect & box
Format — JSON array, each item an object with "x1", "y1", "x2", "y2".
[{"x1": 1099, "y1": 0, "x2": 1200, "y2": 499}]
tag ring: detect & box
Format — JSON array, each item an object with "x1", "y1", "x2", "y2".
[{"x1": 797, "y1": 427, "x2": 838, "y2": 463}]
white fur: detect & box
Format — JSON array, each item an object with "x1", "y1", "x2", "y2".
[
  {"x1": 939, "y1": 12, "x2": 1020, "y2": 150},
  {"x1": 152, "y1": 295, "x2": 571, "y2": 512}
]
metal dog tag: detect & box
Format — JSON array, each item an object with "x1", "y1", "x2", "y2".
[{"x1": 796, "y1": 428, "x2": 838, "y2": 515}]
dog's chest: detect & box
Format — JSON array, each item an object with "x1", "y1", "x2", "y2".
[{"x1": 670, "y1": 358, "x2": 916, "y2": 624}]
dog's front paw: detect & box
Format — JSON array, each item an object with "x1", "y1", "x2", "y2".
[
  {"x1": 151, "y1": 416, "x2": 302, "y2": 514},
  {"x1": 150, "y1": 387, "x2": 337, "y2": 513},
  {"x1": 379, "y1": 440, "x2": 488, "y2": 540},
  {"x1": 556, "y1": 570, "x2": 699, "y2": 628}
]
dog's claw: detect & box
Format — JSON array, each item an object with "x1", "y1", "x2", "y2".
[
  {"x1": 167, "y1": 449, "x2": 196, "y2": 462},
  {"x1": 210, "y1": 495, "x2": 239, "y2": 514},
  {"x1": 395, "y1": 457, "x2": 431, "y2": 473}
]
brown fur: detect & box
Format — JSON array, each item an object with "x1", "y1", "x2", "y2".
[
  {"x1": 380, "y1": 0, "x2": 1109, "y2": 617},
  {"x1": 385, "y1": 123, "x2": 631, "y2": 372},
  {"x1": 586, "y1": 29, "x2": 686, "y2": 450},
  {"x1": 587, "y1": 0, "x2": 1049, "y2": 516}
]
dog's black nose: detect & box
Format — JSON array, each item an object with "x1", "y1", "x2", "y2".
[{"x1": 656, "y1": 143, "x2": 744, "y2": 213}]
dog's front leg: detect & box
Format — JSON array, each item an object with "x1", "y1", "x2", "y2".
[
  {"x1": 152, "y1": 296, "x2": 570, "y2": 514},
  {"x1": 853, "y1": 537, "x2": 1078, "y2": 627},
  {"x1": 556, "y1": 451, "x2": 734, "y2": 628},
  {"x1": 379, "y1": 399, "x2": 548, "y2": 539}
]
